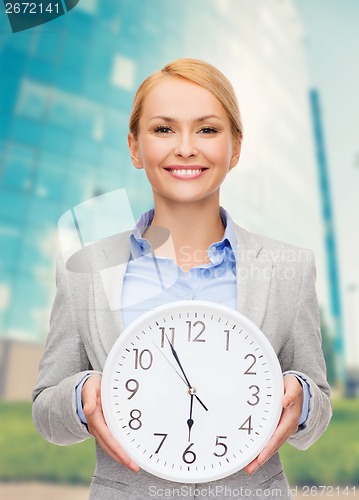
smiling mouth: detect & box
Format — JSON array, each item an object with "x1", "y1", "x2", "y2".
[{"x1": 164, "y1": 168, "x2": 207, "y2": 178}]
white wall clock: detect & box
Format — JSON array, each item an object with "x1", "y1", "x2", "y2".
[{"x1": 101, "y1": 300, "x2": 283, "y2": 483}]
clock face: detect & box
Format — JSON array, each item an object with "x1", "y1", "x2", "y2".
[{"x1": 101, "y1": 300, "x2": 283, "y2": 483}]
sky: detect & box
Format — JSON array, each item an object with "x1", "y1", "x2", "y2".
[{"x1": 294, "y1": 0, "x2": 359, "y2": 366}]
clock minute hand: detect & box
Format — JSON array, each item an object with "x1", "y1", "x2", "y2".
[
  {"x1": 152, "y1": 342, "x2": 188, "y2": 387},
  {"x1": 165, "y1": 335, "x2": 191, "y2": 388},
  {"x1": 165, "y1": 334, "x2": 208, "y2": 412}
]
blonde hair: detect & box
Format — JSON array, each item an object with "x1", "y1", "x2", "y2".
[{"x1": 129, "y1": 58, "x2": 242, "y2": 143}]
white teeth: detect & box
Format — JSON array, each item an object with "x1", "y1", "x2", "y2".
[{"x1": 171, "y1": 169, "x2": 202, "y2": 176}]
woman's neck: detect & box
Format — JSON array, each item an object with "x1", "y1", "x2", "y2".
[{"x1": 143, "y1": 197, "x2": 225, "y2": 271}]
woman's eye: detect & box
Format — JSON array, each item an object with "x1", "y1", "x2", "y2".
[
  {"x1": 199, "y1": 127, "x2": 218, "y2": 134},
  {"x1": 154, "y1": 126, "x2": 173, "y2": 134}
]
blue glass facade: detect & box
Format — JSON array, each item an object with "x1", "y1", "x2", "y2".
[
  {"x1": 0, "y1": 0, "x2": 225, "y2": 344},
  {"x1": 0, "y1": 0, "x2": 323, "y2": 346}
]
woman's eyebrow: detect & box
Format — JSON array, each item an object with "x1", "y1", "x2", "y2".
[
  {"x1": 149, "y1": 114, "x2": 222, "y2": 123},
  {"x1": 196, "y1": 114, "x2": 222, "y2": 122},
  {"x1": 149, "y1": 116, "x2": 177, "y2": 123}
]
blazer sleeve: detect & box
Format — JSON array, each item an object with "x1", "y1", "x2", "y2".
[
  {"x1": 281, "y1": 250, "x2": 332, "y2": 450},
  {"x1": 32, "y1": 253, "x2": 100, "y2": 445}
]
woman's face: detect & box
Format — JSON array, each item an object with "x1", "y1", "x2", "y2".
[{"x1": 128, "y1": 77, "x2": 240, "y2": 206}]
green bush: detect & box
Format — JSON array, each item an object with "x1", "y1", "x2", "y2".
[
  {"x1": 281, "y1": 398, "x2": 359, "y2": 486},
  {"x1": 0, "y1": 402, "x2": 94, "y2": 484}
]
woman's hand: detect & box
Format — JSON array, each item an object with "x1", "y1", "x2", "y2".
[
  {"x1": 82, "y1": 374, "x2": 140, "y2": 472},
  {"x1": 244, "y1": 374, "x2": 304, "y2": 475}
]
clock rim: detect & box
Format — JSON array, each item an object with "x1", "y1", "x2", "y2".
[{"x1": 101, "y1": 300, "x2": 284, "y2": 483}]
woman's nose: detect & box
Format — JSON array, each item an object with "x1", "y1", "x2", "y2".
[{"x1": 174, "y1": 133, "x2": 198, "y2": 158}]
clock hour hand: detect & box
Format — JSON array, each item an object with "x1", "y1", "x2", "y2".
[
  {"x1": 187, "y1": 393, "x2": 194, "y2": 442},
  {"x1": 165, "y1": 334, "x2": 208, "y2": 412},
  {"x1": 193, "y1": 393, "x2": 208, "y2": 412}
]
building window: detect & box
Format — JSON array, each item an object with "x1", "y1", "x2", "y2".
[{"x1": 111, "y1": 55, "x2": 136, "y2": 90}]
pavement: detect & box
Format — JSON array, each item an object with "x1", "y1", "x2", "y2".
[{"x1": 0, "y1": 483, "x2": 89, "y2": 500}]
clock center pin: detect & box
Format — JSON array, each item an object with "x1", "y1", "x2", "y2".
[{"x1": 188, "y1": 387, "x2": 197, "y2": 395}]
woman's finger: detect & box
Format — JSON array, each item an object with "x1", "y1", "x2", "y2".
[
  {"x1": 82, "y1": 375, "x2": 139, "y2": 472},
  {"x1": 82, "y1": 374, "x2": 101, "y2": 417},
  {"x1": 245, "y1": 376, "x2": 304, "y2": 475},
  {"x1": 282, "y1": 375, "x2": 302, "y2": 409}
]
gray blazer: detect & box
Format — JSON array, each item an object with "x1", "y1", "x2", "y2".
[{"x1": 32, "y1": 224, "x2": 332, "y2": 499}]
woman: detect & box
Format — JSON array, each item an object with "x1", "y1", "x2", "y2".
[{"x1": 32, "y1": 59, "x2": 332, "y2": 499}]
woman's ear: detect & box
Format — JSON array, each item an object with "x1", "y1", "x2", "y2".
[
  {"x1": 229, "y1": 140, "x2": 241, "y2": 170},
  {"x1": 128, "y1": 132, "x2": 143, "y2": 169}
]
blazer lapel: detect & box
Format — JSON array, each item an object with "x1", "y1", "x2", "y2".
[
  {"x1": 234, "y1": 224, "x2": 273, "y2": 329},
  {"x1": 87, "y1": 232, "x2": 131, "y2": 356}
]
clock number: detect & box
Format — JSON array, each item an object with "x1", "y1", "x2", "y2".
[
  {"x1": 224, "y1": 329, "x2": 230, "y2": 351},
  {"x1": 244, "y1": 354, "x2": 257, "y2": 375},
  {"x1": 133, "y1": 349, "x2": 153, "y2": 370},
  {"x1": 247, "y1": 385, "x2": 260, "y2": 406},
  {"x1": 182, "y1": 443, "x2": 196, "y2": 464},
  {"x1": 153, "y1": 433, "x2": 168, "y2": 453},
  {"x1": 213, "y1": 435, "x2": 228, "y2": 457},
  {"x1": 238, "y1": 415, "x2": 253, "y2": 434},
  {"x1": 128, "y1": 409, "x2": 142, "y2": 430},
  {"x1": 186, "y1": 320, "x2": 206, "y2": 342},
  {"x1": 159, "y1": 326, "x2": 175, "y2": 348},
  {"x1": 125, "y1": 379, "x2": 139, "y2": 400}
]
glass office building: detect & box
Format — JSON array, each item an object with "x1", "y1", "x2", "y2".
[{"x1": 0, "y1": 0, "x2": 326, "y2": 396}]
